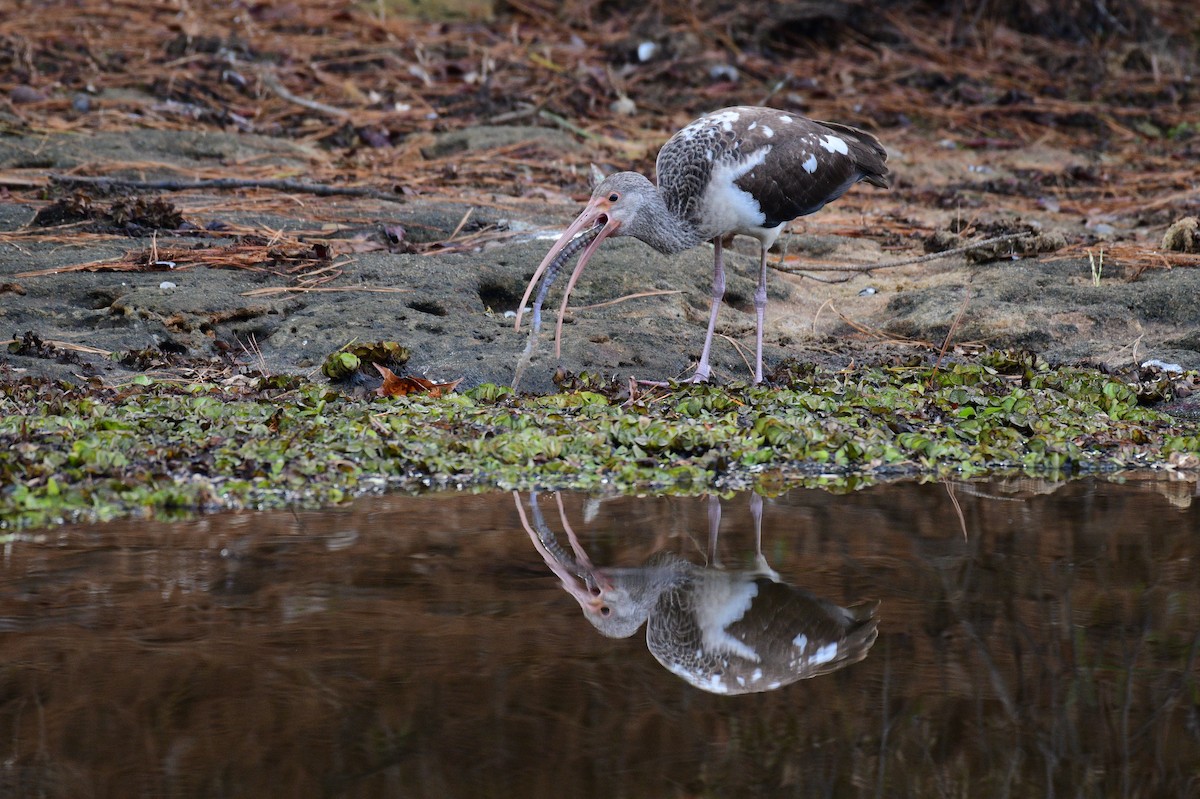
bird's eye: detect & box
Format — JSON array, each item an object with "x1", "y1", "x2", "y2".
[
  {"x1": 607, "y1": 192, "x2": 619, "y2": 202},
  {"x1": 600, "y1": 606, "x2": 611, "y2": 616}
]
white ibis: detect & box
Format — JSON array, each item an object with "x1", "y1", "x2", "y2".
[
  {"x1": 513, "y1": 105, "x2": 890, "y2": 384},
  {"x1": 516, "y1": 491, "x2": 879, "y2": 695}
]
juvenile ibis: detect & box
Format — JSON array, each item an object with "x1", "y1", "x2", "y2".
[
  {"x1": 513, "y1": 106, "x2": 890, "y2": 384},
  {"x1": 516, "y1": 491, "x2": 880, "y2": 695}
]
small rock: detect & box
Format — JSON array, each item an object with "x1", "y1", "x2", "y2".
[
  {"x1": 10, "y1": 85, "x2": 46, "y2": 104},
  {"x1": 709, "y1": 64, "x2": 738, "y2": 82},
  {"x1": 610, "y1": 96, "x2": 636, "y2": 116},
  {"x1": 1162, "y1": 216, "x2": 1199, "y2": 253},
  {"x1": 637, "y1": 41, "x2": 658, "y2": 62},
  {"x1": 858, "y1": 286, "x2": 877, "y2": 296},
  {"x1": 159, "y1": 281, "x2": 177, "y2": 290}
]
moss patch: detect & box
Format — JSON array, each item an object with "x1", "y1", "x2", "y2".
[{"x1": 2, "y1": 351, "x2": 1197, "y2": 529}]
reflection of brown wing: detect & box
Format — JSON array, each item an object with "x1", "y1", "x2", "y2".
[
  {"x1": 730, "y1": 582, "x2": 880, "y2": 678},
  {"x1": 645, "y1": 573, "x2": 880, "y2": 695}
]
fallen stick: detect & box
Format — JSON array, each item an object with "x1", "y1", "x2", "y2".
[
  {"x1": 770, "y1": 232, "x2": 1033, "y2": 274},
  {"x1": 48, "y1": 175, "x2": 408, "y2": 205}
]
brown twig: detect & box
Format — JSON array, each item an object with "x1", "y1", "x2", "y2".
[
  {"x1": 574, "y1": 289, "x2": 684, "y2": 311},
  {"x1": 770, "y1": 232, "x2": 1034, "y2": 276},
  {"x1": 259, "y1": 70, "x2": 351, "y2": 119},
  {"x1": 240, "y1": 286, "x2": 414, "y2": 297},
  {"x1": 48, "y1": 175, "x2": 408, "y2": 205},
  {"x1": 930, "y1": 287, "x2": 973, "y2": 380}
]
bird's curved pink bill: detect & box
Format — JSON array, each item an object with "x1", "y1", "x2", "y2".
[
  {"x1": 513, "y1": 198, "x2": 622, "y2": 357},
  {"x1": 514, "y1": 491, "x2": 610, "y2": 611}
]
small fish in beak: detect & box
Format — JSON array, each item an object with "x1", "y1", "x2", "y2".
[
  {"x1": 511, "y1": 193, "x2": 624, "y2": 347},
  {"x1": 510, "y1": 194, "x2": 622, "y2": 388}
]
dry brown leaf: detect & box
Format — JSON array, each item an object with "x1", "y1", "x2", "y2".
[{"x1": 374, "y1": 364, "x2": 462, "y2": 398}]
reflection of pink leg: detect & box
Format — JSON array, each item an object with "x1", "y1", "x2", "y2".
[
  {"x1": 690, "y1": 238, "x2": 726, "y2": 383},
  {"x1": 706, "y1": 494, "x2": 722, "y2": 568},
  {"x1": 753, "y1": 244, "x2": 769, "y2": 384},
  {"x1": 555, "y1": 492, "x2": 595, "y2": 570},
  {"x1": 750, "y1": 493, "x2": 778, "y2": 578}
]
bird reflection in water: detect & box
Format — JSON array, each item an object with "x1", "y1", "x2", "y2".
[{"x1": 516, "y1": 492, "x2": 879, "y2": 695}]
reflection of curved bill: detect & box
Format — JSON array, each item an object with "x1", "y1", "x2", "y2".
[{"x1": 516, "y1": 491, "x2": 880, "y2": 695}]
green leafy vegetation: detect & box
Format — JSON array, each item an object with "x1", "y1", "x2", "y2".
[{"x1": 2, "y1": 351, "x2": 1197, "y2": 529}]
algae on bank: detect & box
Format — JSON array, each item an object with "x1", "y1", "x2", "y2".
[{"x1": 1, "y1": 351, "x2": 1198, "y2": 529}]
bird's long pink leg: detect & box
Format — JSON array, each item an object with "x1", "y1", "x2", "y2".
[
  {"x1": 691, "y1": 237, "x2": 726, "y2": 383},
  {"x1": 753, "y1": 243, "x2": 769, "y2": 384},
  {"x1": 706, "y1": 494, "x2": 722, "y2": 568},
  {"x1": 750, "y1": 492, "x2": 777, "y2": 579}
]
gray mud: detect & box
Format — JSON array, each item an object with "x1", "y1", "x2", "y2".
[{"x1": 3, "y1": 129, "x2": 1199, "y2": 395}]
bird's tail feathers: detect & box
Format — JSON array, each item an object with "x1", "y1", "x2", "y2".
[{"x1": 816, "y1": 120, "x2": 891, "y2": 189}]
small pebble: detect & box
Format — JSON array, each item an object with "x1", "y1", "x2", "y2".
[
  {"x1": 858, "y1": 286, "x2": 877, "y2": 296},
  {"x1": 637, "y1": 41, "x2": 658, "y2": 62},
  {"x1": 10, "y1": 85, "x2": 46, "y2": 104},
  {"x1": 1161, "y1": 216, "x2": 1198, "y2": 253},
  {"x1": 159, "y1": 281, "x2": 177, "y2": 290},
  {"x1": 709, "y1": 64, "x2": 738, "y2": 82},
  {"x1": 610, "y1": 96, "x2": 636, "y2": 116}
]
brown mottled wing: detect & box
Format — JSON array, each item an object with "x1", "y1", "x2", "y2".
[
  {"x1": 727, "y1": 581, "x2": 880, "y2": 680},
  {"x1": 645, "y1": 571, "x2": 879, "y2": 694},
  {"x1": 656, "y1": 107, "x2": 889, "y2": 230},
  {"x1": 654, "y1": 109, "x2": 736, "y2": 227},
  {"x1": 733, "y1": 114, "x2": 890, "y2": 227}
]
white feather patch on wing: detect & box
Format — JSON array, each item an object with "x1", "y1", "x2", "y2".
[
  {"x1": 820, "y1": 134, "x2": 849, "y2": 155},
  {"x1": 695, "y1": 577, "x2": 761, "y2": 663},
  {"x1": 699, "y1": 146, "x2": 772, "y2": 235}
]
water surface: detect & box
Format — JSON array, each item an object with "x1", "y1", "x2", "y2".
[{"x1": 2, "y1": 476, "x2": 1197, "y2": 798}]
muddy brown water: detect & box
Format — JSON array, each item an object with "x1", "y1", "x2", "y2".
[{"x1": 2, "y1": 477, "x2": 1198, "y2": 798}]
